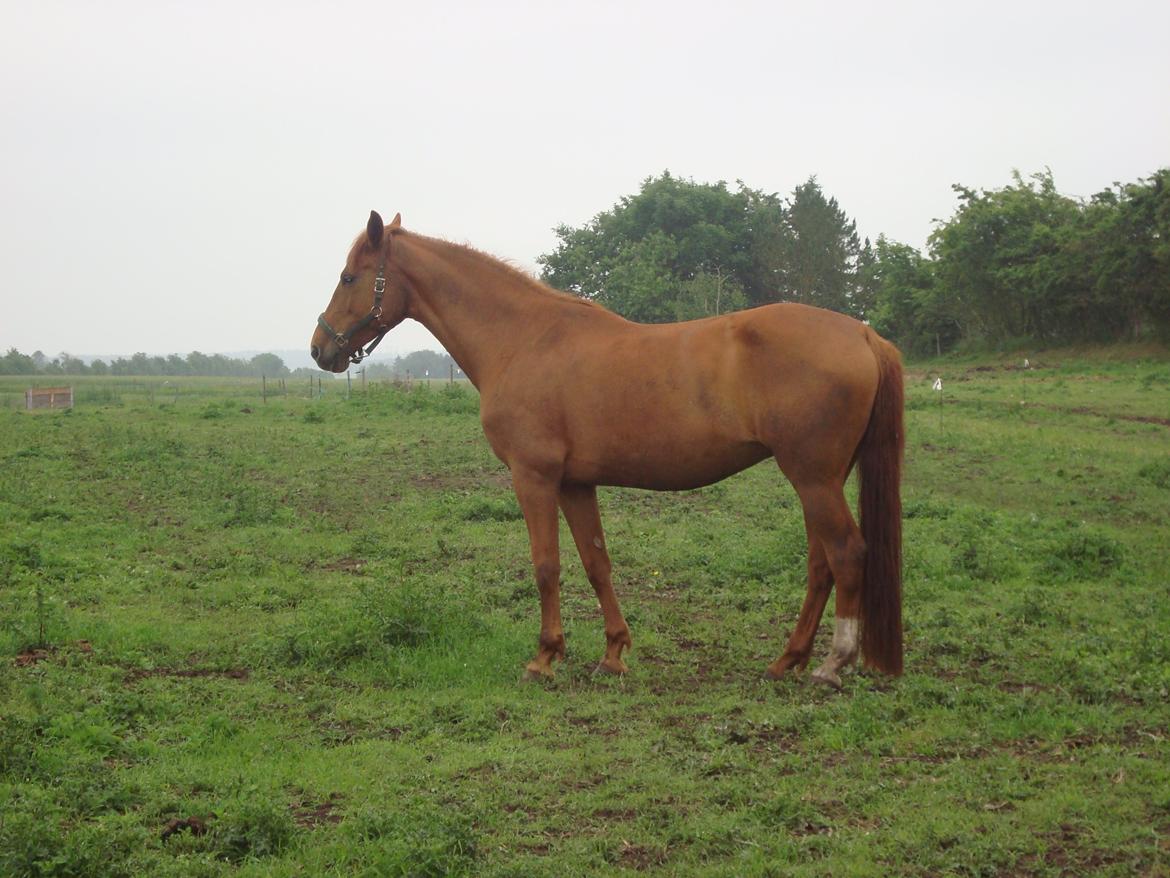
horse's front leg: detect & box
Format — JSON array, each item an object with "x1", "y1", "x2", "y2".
[
  {"x1": 512, "y1": 467, "x2": 565, "y2": 681},
  {"x1": 559, "y1": 483, "x2": 631, "y2": 675}
]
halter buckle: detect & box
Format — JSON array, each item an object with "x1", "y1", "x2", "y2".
[{"x1": 373, "y1": 275, "x2": 386, "y2": 294}]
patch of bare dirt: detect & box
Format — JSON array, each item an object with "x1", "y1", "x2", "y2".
[
  {"x1": 161, "y1": 815, "x2": 214, "y2": 842},
  {"x1": 1001, "y1": 822, "x2": 1131, "y2": 876},
  {"x1": 314, "y1": 720, "x2": 404, "y2": 746},
  {"x1": 291, "y1": 792, "x2": 344, "y2": 829},
  {"x1": 617, "y1": 839, "x2": 668, "y2": 870},
  {"x1": 14, "y1": 648, "x2": 52, "y2": 667},
  {"x1": 310, "y1": 557, "x2": 367, "y2": 574},
  {"x1": 123, "y1": 666, "x2": 249, "y2": 684},
  {"x1": 1055, "y1": 405, "x2": 1170, "y2": 427},
  {"x1": 13, "y1": 640, "x2": 94, "y2": 667}
]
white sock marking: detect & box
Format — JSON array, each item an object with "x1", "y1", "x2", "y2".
[{"x1": 833, "y1": 617, "x2": 859, "y2": 657}]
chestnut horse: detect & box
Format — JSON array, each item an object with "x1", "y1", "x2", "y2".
[{"x1": 311, "y1": 211, "x2": 904, "y2": 688}]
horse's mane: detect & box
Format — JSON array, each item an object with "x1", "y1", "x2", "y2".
[{"x1": 407, "y1": 232, "x2": 604, "y2": 311}]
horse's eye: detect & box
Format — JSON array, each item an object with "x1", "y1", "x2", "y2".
[{"x1": 341, "y1": 274, "x2": 356, "y2": 285}]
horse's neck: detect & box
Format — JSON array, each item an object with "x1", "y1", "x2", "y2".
[{"x1": 397, "y1": 234, "x2": 570, "y2": 389}]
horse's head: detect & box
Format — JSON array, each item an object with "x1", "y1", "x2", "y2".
[{"x1": 311, "y1": 210, "x2": 409, "y2": 372}]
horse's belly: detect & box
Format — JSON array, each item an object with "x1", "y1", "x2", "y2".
[{"x1": 565, "y1": 439, "x2": 770, "y2": 491}]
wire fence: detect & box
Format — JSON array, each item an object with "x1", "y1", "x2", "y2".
[{"x1": 0, "y1": 372, "x2": 472, "y2": 411}]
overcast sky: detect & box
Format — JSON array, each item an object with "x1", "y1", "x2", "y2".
[{"x1": 2, "y1": 0, "x2": 1167, "y2": 363}]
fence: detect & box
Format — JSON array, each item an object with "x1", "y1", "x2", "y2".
[
  {"x1": 0, "y1": 374, "x2": 473, "y2": 410},
  {"x1": 25, "y1": 386, "x2": 73, "y2": 411}
]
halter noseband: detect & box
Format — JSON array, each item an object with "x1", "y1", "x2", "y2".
[{"x1": 317, "y1": 261, "x2": 389, "y2": 366}]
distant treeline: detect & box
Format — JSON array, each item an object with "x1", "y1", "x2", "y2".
[
  {"x1": 363, "y1": 350, "x2": 463, "y2": 381},
  {"x1": 0, "y1": 349, "x2": 308, "y2": 378},
  {"x1": 540, "y1": 168, "x2": 1170, "y2": 354},
  {"x1": 0, "y1": 346, "x2": 465, "y2": 381}
]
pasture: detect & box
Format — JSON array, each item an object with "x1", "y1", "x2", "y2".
[{"x1": 1, "y1": 355, "x2": 1168, "y2": 876}]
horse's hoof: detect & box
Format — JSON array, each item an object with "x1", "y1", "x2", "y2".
[
  {"x1": 765, "y1": 654, "x2": 806, "y2": 680},
  {"x1": 765, "y1": 660, "x2": 795, "y2": 680},
  {"x1": 810, "y1": 666, "x2": 843, "y2": 690},
  {"x1": 594, "y1": 659, "x2": 628, "y2": 676},
  {"x1": 523, "y1": 664, "x2": 555, "y2": 683}
]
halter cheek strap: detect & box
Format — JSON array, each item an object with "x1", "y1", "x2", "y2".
[{"x1": 317, "y1": 262, "x2": 389, "y2": 365}]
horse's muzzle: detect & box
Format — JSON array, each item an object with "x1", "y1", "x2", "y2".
[{"x1": 310, "y1": 342, "x2": 347, "y2": 373}]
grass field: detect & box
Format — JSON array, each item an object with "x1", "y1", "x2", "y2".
[{"x1": 1, "y1": 354, "x2": 1168, "y2": 876}]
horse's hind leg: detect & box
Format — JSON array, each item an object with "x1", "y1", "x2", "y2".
[
  {"x1": 766, "y1": 530, "x2": 833, "y2": 679},
  {"x1": 560, "y1": 484, "x2": 632, "y2": 674},
  {"x1": 795, "y1": 482, "x2": 866, "y2": 690}
]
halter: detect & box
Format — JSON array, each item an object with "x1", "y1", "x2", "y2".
[{"x1": 317, "y1": 261, "x2": 389, "y2": 366}]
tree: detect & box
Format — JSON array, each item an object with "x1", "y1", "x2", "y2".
[
  {"x1": 929, "y1": 170, "x2": 1083, "y2": 343},
  {"x1": 0, "y1": 348, "x2": 36, "y2": 375},
  {"x1": 672, "y1": 268, "x2": 748, "y2": 322},
  {"x1": 539, "y1": 172, "x2": 872, "y2": 322},
  {"x1": 778, "y1": 178, "x2": 867, "y2": 318},
  {"x1": 366, "y1": 349, "x2": 461, "y2": 380},
  {"x1": 1077, "y1": 170, "x2": 1170, "y2": 339},
  {"x1": 57, "y1": 353, "x2": 89, "y2": 374},
  {"x1": 867, "y1": 237, "x2": 958, "y2": 355},
  {"x1": 249, "y1": 353, "x2": 288, "y2": 377},
  {"x1": 600, "y1": 231, "x2": 680, "y2": 323},
  {"x1": 539, "y1": 173, "x2": 773, "y2": 322}
]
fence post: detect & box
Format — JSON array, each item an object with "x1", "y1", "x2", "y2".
[{"x1": 262, "y1": 374, "x2": 267, "y2": 403}]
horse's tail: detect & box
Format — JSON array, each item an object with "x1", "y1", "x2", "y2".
[{"x1": 858, "y1": 330, "x2": 905, "y2": 675}]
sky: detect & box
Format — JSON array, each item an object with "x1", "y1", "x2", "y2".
[{"x1": 2, "y1": 0, "x2": 1167, "y2": 365}]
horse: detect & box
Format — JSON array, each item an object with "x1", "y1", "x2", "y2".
[{"x1": 311, "y1": 211, "x2": 905, "y2": 689}]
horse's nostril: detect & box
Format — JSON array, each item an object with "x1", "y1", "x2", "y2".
[{"x1": 310, "y1": 345, "x2": 320, "y2": 362}]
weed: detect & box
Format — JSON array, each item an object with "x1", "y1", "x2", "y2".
[
  {"x1": 207, "y1": 794, "x2": 295, "y2": 863},
  {"x1": 1043, "y1": 526, "x2": 1125, "y2": 580},
  {"x1": 458, "y1": 495, "x2": 523, "y2": 522},
  {"x1": 265, "y1": 580, "x2": 475, "y2": 670},
  {"x1": 1138, "y1": 368, "x2": 1169, "y2": 389},
  {"x1": 344, "y1": 800, "x2": 479, "y2": 876}
]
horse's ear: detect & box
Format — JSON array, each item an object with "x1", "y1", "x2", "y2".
[
  {"x1": 367, "y1": 211, "x2": 385, "y2": 250},
  {"x1": 388, "y1": 212, "x2": 402, "y2": 232}
]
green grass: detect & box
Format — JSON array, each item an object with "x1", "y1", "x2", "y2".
[{"x1": 1, "y1": 363, "x2": 1168, "y2": 876}]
